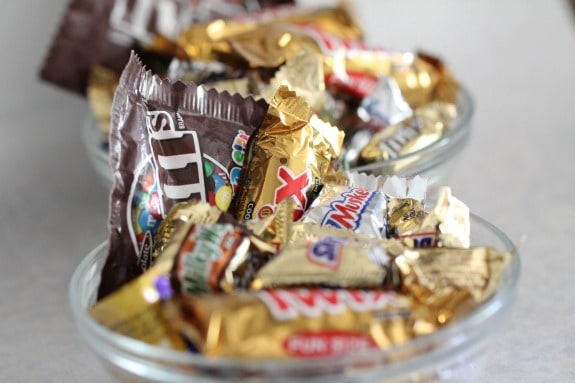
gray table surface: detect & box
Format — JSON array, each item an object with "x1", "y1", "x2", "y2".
[{"x1": 1, "y1": 0, "x2": 574, "y2": 381}]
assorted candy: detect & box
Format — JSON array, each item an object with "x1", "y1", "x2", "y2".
[
  {"x1": 44, "y1": 0, "x2": 512, "y2": 366},
  {"x1": 42, "y1": 0, "x2": 463, "y2": 173}
]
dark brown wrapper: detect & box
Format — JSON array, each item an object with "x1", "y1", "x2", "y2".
[
  {"x1": 97, "y1": 52, "x2": 269, "y2": 300},
  {"x1": 40, "y1": 0, "x2": 295, "y2": 95}
]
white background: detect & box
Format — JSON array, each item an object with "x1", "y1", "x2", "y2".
[{"x1": 0, "y1": 0, "x2": 574, "y2": 381}]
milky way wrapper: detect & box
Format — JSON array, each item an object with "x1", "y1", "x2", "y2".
[
  {"x1": 231, "y1": 85, "x2": 344, "y2": 221},
  {"x1": 394, "y1": 246, "x2": 513, "y2": 322},
  {"x1": 168, "y1": 222, "x2": 276, "y2": 294},
  {"x1": 160, "y1": 288, "x2": 440, "y2": 358},
  {"x1": 97, "y1": 52, "x2": 269, "y2": 300},
  {"x1": 252, "y1": 236, "x2": 405, "y2": 290}
]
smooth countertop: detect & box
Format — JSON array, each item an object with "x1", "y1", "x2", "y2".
[{"x1": 1, "y1": 1, "x2": 574, "y2": 381}]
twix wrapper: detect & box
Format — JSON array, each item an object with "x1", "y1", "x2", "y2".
[
  {"x1": 231, "y1": 85, "x2": 344, "y2": 221},
  {"x1": 160, "y1": 288, "x2": 437, "y2": 358},
  {"x1": 98, "y1": 52, "x2": 269, "y2": 299}
]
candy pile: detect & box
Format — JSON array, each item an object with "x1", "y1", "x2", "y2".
[
  {"x1": 86, "y1": 52, "x2": 511, "y2": 360},
  {"x1": 41, "y1": 0, "x2": 461, "y2": 171}
]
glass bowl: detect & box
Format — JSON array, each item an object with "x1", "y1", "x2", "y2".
[
  {"x1": 69, "y1": 213, "x2": 518, "y2": 383},
  {"x1": 350, "y1": 86, "x2": 474, "y2": 196},
  {"x1": 82, "y1": 86, "x2": 474, "y2": 195}
]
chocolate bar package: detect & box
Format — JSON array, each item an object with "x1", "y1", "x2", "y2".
[{"x1": 97, "y1": 52, "x2": 269, "y2": 299}]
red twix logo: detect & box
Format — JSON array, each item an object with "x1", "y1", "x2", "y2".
[{"x1": 274, "y1": 166, "x2": 313, "y2": 211}]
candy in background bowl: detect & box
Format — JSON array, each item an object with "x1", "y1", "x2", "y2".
[
  {"x1": 69, "y1": 213, "x2": 518, "y2": 383},
  {"x1": 82, "y1": 85, "x2": 473, "y2": 196}
]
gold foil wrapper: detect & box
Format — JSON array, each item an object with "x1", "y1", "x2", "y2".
[
  {"x1": 419, "y1": 187, "x2": 470, "y2": 248},
  {"x1": 394, "y1": 246, "x2": 513, "y2": 312},
  {"x1": 231, "y1": 85, "x2": 344, "y2": 221},
  {"x1": 259, "y1": 47, "x2": 326, "y2": 113},
  {"x1": 359, "y1": 101, "x2": 457, "y2": 166},
  {"x1": 153, "y1": 200, "x2": 226, "y2": 261},
  {"x1": 387, "y1": 198, "x2": 427, "y2": 237},
  {"x1": 89, "y1": 244, "x2": 186, "y2": 349},
  {"x1": 176, "y1": 3, "x2": 362, "y2": 63},
  {"x1": 391, "y1": 187, "x2": 470, "y2": 249},
  {"x1": 161, "y1": 288, "x2": 434, "y2": 358},
  {"x1": 86, "y1": 66, "x2": 118, "y2": 143},
  {"x1": 245, "y1": 198, "x2": 295, "y2": 251}
]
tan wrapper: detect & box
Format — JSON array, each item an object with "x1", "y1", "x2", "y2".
[{"x1": 252, "y1": 237, "x2": 395, "y2": 290}]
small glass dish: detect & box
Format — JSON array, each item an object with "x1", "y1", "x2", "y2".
[
  {"x1": 69, "y1": 213, "x2": 518, "y2": 383},
  {"x1": 82, "y1": 86, "x2": 474, "y2": 195}
]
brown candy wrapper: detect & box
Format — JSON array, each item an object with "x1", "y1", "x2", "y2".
[
  {"x1": 231, "y1": 85, "x2": 344, "y2": 221},
  {"x1": 97, "y1": 52, "x2": 269, "y2": 299},
  {"x1": 40, "y1": 0, "x2": 295, "y2": 95},
  {"x1": 161, "y1": 288, "x2": 437, "y2": 358}
]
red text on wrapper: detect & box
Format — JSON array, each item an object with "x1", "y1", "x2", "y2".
[
  {"x1": 284, "y1": 330, "x2": 378, "y2": 357},
  {"x1": 257, "y1": 289, "x2": 405, "y2": 321}
]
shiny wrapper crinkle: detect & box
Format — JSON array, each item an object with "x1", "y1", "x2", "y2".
[
  {"x1": 160, "y1": 288, "x2": 437, "y2": 358},
  {"x1": 231, "y1": 85, "x2": 344, "y2": 221},
  {"x1": 302, "y1": 184, "x2": 386, "y2": 238}
]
